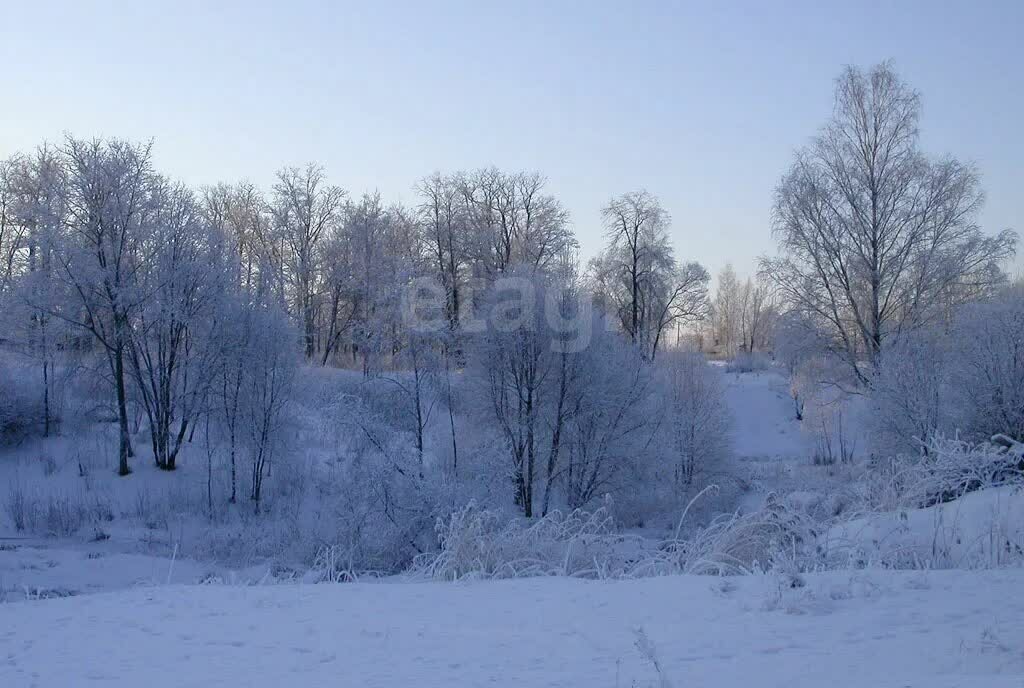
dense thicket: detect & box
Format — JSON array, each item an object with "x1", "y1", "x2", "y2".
[{"x1": 0, "y1": 138, "x2": 722, "y2": 545}]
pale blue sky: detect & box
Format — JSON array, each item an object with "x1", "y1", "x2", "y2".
[{"x1": 2, "y1": 0, "x2": 1021, "y2": 276}]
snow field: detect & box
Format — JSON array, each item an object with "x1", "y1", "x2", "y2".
[{"x1": 3, "y1": 568, "x2": 1024, "y2": 687}]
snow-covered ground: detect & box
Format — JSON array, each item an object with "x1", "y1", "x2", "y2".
[
  {"x1": 3, "y1": 569, "x2": 1024, "y2": 687},
  {"x1": 826, "y1": 485, "x2": 1024, "y2": 569},
  {"x1": 722, "y1": 369, "x2": 810, "y2": 462},
  {"x1": 719, "y1": 369, "x2": 818, "y2": 514},
  {"x1": 3, "y1": 367, "x2": 1023, "y2": 686},
  {"x1": 0, "y1": 541, "x2": 272, "y2": 603}
]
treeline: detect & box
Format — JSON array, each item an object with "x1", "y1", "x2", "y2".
[
  {"x1": 0, "y1": 137, "x2": 727, "y2": 522},
  {"x1": 0, "y1": 60, "x2": 1018, "y2": 536}
]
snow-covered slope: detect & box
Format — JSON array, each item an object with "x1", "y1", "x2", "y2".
[
  {"x1": 3, "y1": 569, "x2": 1024, "y2": 687},
  {"x1": 722, "y1": 369, "x2": 810, "y2": 461},
  {"x1": 825, "y1": 485, "x2": 1024, "y2": 569}
]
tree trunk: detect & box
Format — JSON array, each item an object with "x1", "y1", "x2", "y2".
[
  {"x1": 114, "y1": 343, "x2": 132, "y2": 476},
  {"x1": 42, "y1": 359, "x2": 51, "y2": 438}
]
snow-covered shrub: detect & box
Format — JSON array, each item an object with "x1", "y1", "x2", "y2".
[
  {"x1": 5, "y1": 482, "x2": 29, "y2": 531},
  {"x1": 825, "y1": 484, "x2": 1024, "y2": 570},
  {"x1": 863, "y1": 435, "x2": 1024, "y2": 510},
  {"x1": 952, "y1": 285, "x2": 1024, "y2": 443},
  {"x1": 772, "y1": 310, "x2": 825, "y2": 379},
  {"x1": 810, "y1": 411, "x2": 856, "y2": 466},
  {"x1": 787, "y1": 355, "x2": 833, "y2": 422},
  {"x1": 270, "y1": 386, "x2": 453, "y2": 573},
  {"x1": 306, "y1": 544, "x2": 368, "y2": 583},
  {"x1": 4, "y1": 482, "x2": 113, "y2": 537},
  {"x1": 0, "y1": 355, "x2": 44, "y2": 442},
  {"x1": 414, "y1": 492, "x2": 825, "y2": 580},
  {"x1": 661, "y1": 351, "x2": 732, "y2": 487},
  {"x1": 724, "y1": 351, "x2": 771, "y2": 374},
  {"x1": 862, "y1": 285, "x2": 1022, "y2": 459},
  {"x1": 640, "y1": 492, "x2": 822, "y2": 576},
  {"x1": 868, "y1": 330, "x2": 955, "y2": 457},
  {"x1": 413, "y1": 499, "x2": 645, "y2": 580},
  {"x1": 787, "y1": 353, "x2": 861, "y2": 466}
]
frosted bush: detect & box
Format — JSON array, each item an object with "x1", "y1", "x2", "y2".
[
  {"x1": 0, "y1": 356, "x2": 44, "y2": 442},
  {"x1": 637, "y1": 492, "x2": 822, "y2": 576},
  {"x1": 868, "y1": 331, "x2": 954, "y2": 457},
  {"x1": 5, "y1": 483, "x2": 113, "y2": 537},
  {"x1": 413, "y1": 492, "x2": 823, "y2": 580},
  {"x1": 865, "y1": 435, "x2": 1024, "y2": 510},
  {"x1": 413, "y1": 500, "x2": 641, "y2": 580},
  {"x1": 952, "y1": 286, "x2": 1024, "y2": 442},
  {"x1": 725, "y1": 352, "x2": 772, "y2": 374}
]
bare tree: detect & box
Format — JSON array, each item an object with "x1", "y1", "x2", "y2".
[
  {"x1": 0, "y1": 156, "x2": 28, "y2": 298},
  {"x1": 202, "y1": 182, "x2": 274, "y2": 298},
  {"x1": 459, "y1": 169, "x2": 575, "y2": 278},
  {"x1": 127, "y1": 181, "x2": 226, "y2": 470},
  {"x1": 647, "y1": 261, "x2": 709, "y2": 359},
  {"x1": 245, "y1": 304, "x2": 297, "y2": 511},
  {"x1": 271, "y1": 164, "x2": 346, "y2": 360},
  {"x1": 662, "y1": 351, "x2": 732, "y2": 487},
  {"x1": 593, "y1": 191, "x2": 709, "y2": 360},
  {"x1": 5, "y1": 146, "x2": 69, "y2": 437},
  {"x1": 55, "y1": 138, "x2": 155, "y2": 474},
  {"x1": 761, "y1": 62, "x2": 1016, "y2": 382},
  {"x1": 739, "y1": 274, "x2": 778, "y2": 353},
  {"x1": 711, "y1": 264, "x2": 742, "y2": 357},
  {"x1": 952, "y1": 283, "x2": 1024, "y2": 442},
  {"x1": 417, "y1": 173, "x2": 466, "y2": 330},
  {"x1": 600, "y1": 191, "x2": 668, "y2": 346}
]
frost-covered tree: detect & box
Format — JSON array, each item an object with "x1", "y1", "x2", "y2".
[
  {"x1": 470, "y1": 269, "x2": 559, "y2": 517},
  {"x1": 54, "y1": 137, "x2": 156, "y2": 474},
  {"x1": 711, "y1": 264, "x2": 742, "y2": 357},
  {"x1": 869, "y1": 329, "x2": 954, "y2": 456},
  {"x1": 244, "y1": 303, "x2": 298, "y2": 510},
  {"x1": 761, "y1": 62, "x2": 1016, "y2": 383},
  {"x1": 739, "y1": 274, "x2": 778, "y2": 354},
  {"x1": 417, "y1": 173, "x2": 467, "y2": 330},
  {"x1": 0, "y1": 157, "x2": 27, "y2": 298},
  {"x1": 270, "y1": 164, "x2": 346, "y2": 360},
  {"x1": 561, "y1": 329, "x2": 654, "y2": 510},
  {"x1": 952, "y1": 284, "x2": 1024, "y2": 442},
  {"x1": 459, "y1": 169, "x2": 575, "y2": 278},
  {"x1": 127, "y1": 181, "x2": 228, "y2": 470},
  {"x1": 466, "y1": 264, "x2": 621, "y2": 517},
  {"x1": 202, "y1": 182, "x2": 274, "y2": 297},
  {"x1": 3, "y1": 146, "x2": 72, "y2": 437},
  {"x1": 662, "y1": 351, "x2": 732, "y2": 487},
  {"x1": 591, "y1": 191, "x2": 709, "y2": 360}
]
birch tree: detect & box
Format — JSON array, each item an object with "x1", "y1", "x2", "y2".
[
  {"x1": 739, "y1": 274, "x2": 778, "y2": 353},
  {"x1": 761, "y1": 62, "x2": 1016, "y2": 382},
  {"x1": 712, "y1": 264, "x2": 742, "y2": 357}
]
